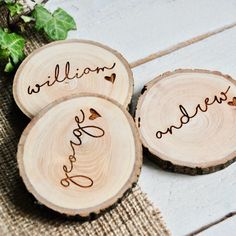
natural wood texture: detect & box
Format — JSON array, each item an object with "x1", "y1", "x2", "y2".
[
  {"x1": 17, "y1": 94, "x2": 142, "y2": 216},
  {"x1": 134, "y1": 27, "x2": 236, "y2": 235},
  {"x1": 16, "y1": 1, "x2": 236, "y2": 234},
  {"x1": 13, "y1": 40, "x2": 133, "y2": 118},
  {"x1": 135, "y1": 69, "x2": 236, "y2": 174}
]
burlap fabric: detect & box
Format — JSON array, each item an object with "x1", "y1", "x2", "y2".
[{"x1": 0, "y1": 3, "x2": 170, "y2": 235}]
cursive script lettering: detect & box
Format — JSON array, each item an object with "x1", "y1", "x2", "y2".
[
  {"x1": 156, "y1": 86, "x2": 231, "y2": 139},
  {"x1": 60, "y1": 109, "x2": 105, "y2": 188},
  {"x1": 27, "y1": 62, "x2": 116, "y2": 95}
]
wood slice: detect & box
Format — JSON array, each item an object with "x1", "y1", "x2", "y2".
[
  {"x1": 17, "y1": 94, "x2": 142, "y2": 216},
  {"x1": 13, "y1": 40, "x2": 133, "y2": 118},
  {"x1": 135, "y1": 69, "x2": 236, "y2": 174}
]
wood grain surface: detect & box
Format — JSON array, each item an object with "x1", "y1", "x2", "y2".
[
  {"x1": 13, "y1": 40, "x2": 133, "y2": 117},
  {"x1": 17, "y1": 94, "x2": 142, "y2": 216},
  {"x1": 31, "y1": 0, "x2": 236, "y2": 234},
  {"x1": 135, "y1": 69, "x2": 236, "y2": 174},
  {"x1": 135, "y1": 28, "x2": 236, "y2": 235},
  {"x1": 197, "y1": 215, "x2": 236, "y2": 236},
  {"x1": 46, "y1": 0, "x2": 236, "y2": 63}
]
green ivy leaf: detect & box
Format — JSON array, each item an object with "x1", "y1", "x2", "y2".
[
  {"x1": 0, "y1": 27, "x2": 25, "y2": 72},
  {"x1": 6, "y1": 3, "x2": 24, "y2": 16},
  {"x1": 1, "y1": 32, "x2": 25, "y2": 64},
  {"x1": 52, "y1": 8, "x2": 77, "y2": 31},
  {"x1": 32, "y1": 5, "x2": 52, "y2": 30},
  {"x1": 33, "y1": 5, "x2": 77, "y2": 40},
  {"x1": 0, "y1": 28, "x2": 5, "y2": 42}
]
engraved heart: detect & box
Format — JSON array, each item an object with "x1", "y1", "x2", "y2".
[
  {"x1": 89, "y1": 108, "x2": 101, "y2": 120},
  {"x1": 104, "y1": 73, "x2": 116, "y2": 84},
  {"x1": 228, "y1": 97, "x2": 236, "y2": 106}
]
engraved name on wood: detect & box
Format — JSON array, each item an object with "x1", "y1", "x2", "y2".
[
  {"x1": 27, "y1": 62, "x2": 116, "y2": 95},
  {"x1": 60, "y1": 108, "x2": 105, "y2": 188},
  {"x1": 135, "y1": 69, "x2": 236, "y2": 175},
  {"x1": 13, "y1": 40, "x2": 133, "y2": 117},
  {"x1": 156, "y1": 86, "x2": 231, "y2": 139},
  {"x1": 18, "y1": 95, "x2": 142, "y2": 216}
]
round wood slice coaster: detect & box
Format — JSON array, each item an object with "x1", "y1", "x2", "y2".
[
  {"x1": 17, "y1": 94, "x2": 142, "y2": 216},
  {"x1": 135, "y1": 69, "x2": 236, "y2": 174},
  {"x1": 13, "y1": 40, "x2": 133, "y2": 118}
]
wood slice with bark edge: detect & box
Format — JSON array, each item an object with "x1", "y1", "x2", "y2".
[
  {"x1": 135, "y1": 69, "x2": 236, "y2": 175},
  {"x1": 13, "y1": 39, "x2": 133, "y2": 118},
  {"x1": 17, "y1": 93, "x2": 142, "y2": 217}
]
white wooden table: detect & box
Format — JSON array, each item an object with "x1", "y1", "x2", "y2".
[{"x1": 44, "y1": 1, "x2": 236, "y2": 235}]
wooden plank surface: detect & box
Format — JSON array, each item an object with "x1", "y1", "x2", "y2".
[
  {"x1": 133, "y1": 27, "x2": 236, "y2": 91},
  {"x1": 45, "y1": 0, "x2": 236, "y2": 63},
  {"x1": 135, "y1": 28, "x2": 236, "y2": 235},
  {"x1": 43, "y1": 1, "x2": 236, "y2": 235},
  {"x1": 198, "y1": 216, "x2": 236, "y2": 236}
]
